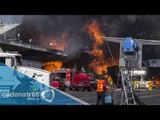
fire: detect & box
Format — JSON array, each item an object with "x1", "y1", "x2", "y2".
[
  {"x1": 41, "y1": 61, "x2": 62, "y2": 72},
  {"x1": 39, "y1": 33, "x2": 68, "y2": 51},
  {"x1": 86, "y1": 20, "x2": 118, "y2": 75},
  {"x1": 89, "y1": 60, "x2": 108, "y2": 74},
  {"x1": 49, "y1": 33, "x2": 68, "y2": 51},
  {"x1": 87, "y1": 21, "x2": 104, "y2": 46}
]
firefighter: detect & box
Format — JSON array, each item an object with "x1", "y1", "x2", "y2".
[
  {"x1": 148, "y1": 80, "x2": 153, "y2": 91},
  {"x1": 96, "y1": 75, "x2": 107, "y2": 105}
]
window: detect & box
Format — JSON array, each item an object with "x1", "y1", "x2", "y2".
[
  {"x1": 15, "y1": 56, "x2": 22, "y2": 66},
  {"x1": 0, "y1": 57, "x2": 5, "y2": 64},
  {"x1": 56, "y1": 73, "x2": 66, "y2": 79}
]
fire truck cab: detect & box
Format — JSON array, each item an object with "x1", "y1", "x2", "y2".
[
  {"x1": 51, "y1": 68, "x2": 72, "y2": 91},
  {"x1": 71, "y1": 72, "x2": 92, "y2": 91},
  {"x1": 51, "y1": 67, "x2": 97, "y2": 92}
]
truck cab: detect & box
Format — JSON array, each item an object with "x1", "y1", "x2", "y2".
[
  {"x1": 51, "y1": 68, "x2": 72, "y2": 91},
  {"x1": 51, "y1": 73, "x2": 66, "y2": 91},
  {"x1": 0, "y1": 52, "x2": 52, "y2": 87},
  {"x1": 0, "y1": 52, "x2": 22, "y2": 67}
]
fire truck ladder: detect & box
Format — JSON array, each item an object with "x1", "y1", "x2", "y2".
[{"x1": 120, "y1": 68, "x2": 136, "y2": 105}]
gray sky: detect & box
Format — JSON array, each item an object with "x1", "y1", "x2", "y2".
[{"x1": 0, "y1": 15, "x2": 24, "y2": 23}]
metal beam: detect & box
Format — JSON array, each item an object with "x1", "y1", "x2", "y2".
[
  {"x1": 102, "y1": 36, "x2": 160, "y2": 45},
  {"x1": 0, "y1": 38, "x2": 69, "y2": 57},
  {"x1": 0, "y1": 39, "x2": 70, "y2": 62}
]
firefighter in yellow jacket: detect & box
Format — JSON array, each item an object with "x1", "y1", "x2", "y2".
[
  {"x1": 96, "y1": 75, "x2": 107, "y2": 105},
  {"x1": 148, "y1": 80, "x2": 153, "y2": 91}
]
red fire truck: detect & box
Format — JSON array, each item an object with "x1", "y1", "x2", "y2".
[
  {"x1": 71, "y1": 72, "x2": 93, "y2": 91},
  {"x1": 51, "y1": 68, "x2": 72, "y2": 91},
  {"x1": 51, "y1": 68, "x2": 96, "y2": 91}
]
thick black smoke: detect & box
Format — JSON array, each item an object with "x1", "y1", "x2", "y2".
[
  {"x1": 21, "y1": 16, "x2": 101, "y2": 56},
  {"x1": 21, "y1": 15, "x2": 160, "y2": 42},
  {"x1": 20, "y1": 15, "x2": 160, "y2": 66}
]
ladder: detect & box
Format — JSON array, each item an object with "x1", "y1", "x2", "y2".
[{"x1": 120, "y1": 69, "x2": 136, "y2": 105}]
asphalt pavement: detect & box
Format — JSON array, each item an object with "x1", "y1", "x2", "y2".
[{"x1": 66, "y1": 88, "x2": 160, "y2": 105}]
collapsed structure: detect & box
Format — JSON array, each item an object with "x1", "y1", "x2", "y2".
[{"x1": 0, "y1": 22, "x2": 69, "y2": 68}]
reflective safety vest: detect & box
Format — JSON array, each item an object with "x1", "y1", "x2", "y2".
[{"x1": 96, "y1": 79, "x2": 106, "y2": 92}]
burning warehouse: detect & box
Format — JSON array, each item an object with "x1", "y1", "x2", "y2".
[
  {"x1": 0, "y1": 20, "x2": 69, "y2": 69},
  {"x1": 19, "y1": 16, "x2": 120, "y2": 75},
  {"x1": 2, "y1": 15, "x2": 160, "y2": 82},
  {"x1": 1, "y1": 15, "x2": 160, "y2": 105}
]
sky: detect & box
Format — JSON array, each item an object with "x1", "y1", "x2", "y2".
[{"x1": 0, "y1": 15, "x2": 24, "y2": 23}]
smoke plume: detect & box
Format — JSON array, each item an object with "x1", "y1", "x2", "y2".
[{"x1": 20, "y1": 15, "x2": 160, "y2": 66}]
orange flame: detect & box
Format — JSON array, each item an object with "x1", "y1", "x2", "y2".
[
  {"x1": 86, "y1": 21, "x2": 118, "y2": 75},
  {"x1": 39, "y1": 33, "x2": 68, "y2": 51},
  {"x1": 41, "y1": 61, "x2": 62, "y2": 72},
  {"x1": 50, "y1": 33, "x2": 68, "y2": 51}
]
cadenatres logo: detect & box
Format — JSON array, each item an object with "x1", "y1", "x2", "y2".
[
  {"x1": 40, "y1": 89, "x2": 55, "y2": 103},
  {"x1": 0, "y1": 89, "x2": 55, "y2": 103}
]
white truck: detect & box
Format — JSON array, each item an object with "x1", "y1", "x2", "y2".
[{"x1": 0, "y1": 52, "x2": 52, "y2": 87}]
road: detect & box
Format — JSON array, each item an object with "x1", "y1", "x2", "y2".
[{"x1": 66, "y1": 88, "x2": 160, "y2": 105}]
